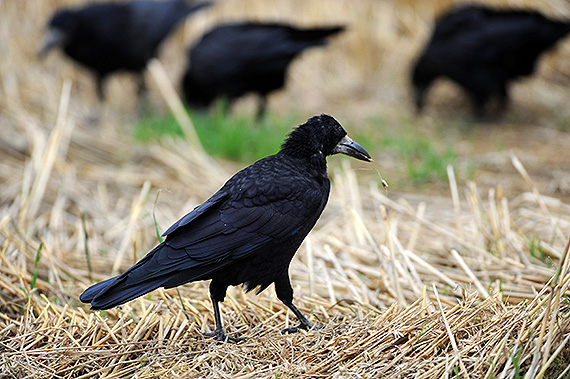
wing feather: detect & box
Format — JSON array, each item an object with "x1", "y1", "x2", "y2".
[{"x1": 162, "y1": 164, "x2": 324, "y2": 263}]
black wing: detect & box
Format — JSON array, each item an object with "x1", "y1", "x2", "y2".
[
  {"x1": 80, "y1": 156, "x2": 326, "y2": 309},
  {"x1": 163, "y1": 159, "x2": 325, "y2": 262}
]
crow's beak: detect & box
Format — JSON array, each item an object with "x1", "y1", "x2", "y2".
[
  {"x1": 38, "y1": 29, "x2": 65, "y2": 58},
  {"x1": 333, "y1": 135, "x2": 373, "y2": 162}
]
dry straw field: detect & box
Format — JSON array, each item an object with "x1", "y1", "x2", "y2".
[{"x1": 2, "y1": 0, "x2": 570, "y2": 377}]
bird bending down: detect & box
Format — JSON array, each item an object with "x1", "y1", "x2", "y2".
[
  {"x1": 181, "y1": 23, "x2": 345, "y2": 120},
  {"x1": 80, "y1": 114, "x2": 372, "y2": 342},
  {"x1": 411, "y1": 4, "x2": 570, "y2": 117},
  {"x1": 39, "y1": 0, "x2": 212, "y2": 102}
]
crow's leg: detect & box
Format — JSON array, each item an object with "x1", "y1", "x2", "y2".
[
  {"x1": 85, "y1": 75, "x2": 105, "y2": 125},
  {"x1": 95, "y1": 75, "x2": 106, "y2": 103},
  {"x1": 135, "y1": 74, "x2": 152, "y2": 116},
  {"x1": 213, "y1": 97, "x2": 231, "y2": 117},
  {"x1": 280, "y1": 300, "x2": 315, "y2": 334},
  {"x1": 255, "y1": 96, "x2": 267, "y2": 122},
  {"x1": 202, "y1": 298, "x2": 244, "y2": 342},
  {"x1": 136, "y1": 74, "x2": 147, "y2": 98},
  {"x1": 275, "y1": 274, "x2": 319, "y2": 334},
  {"x1": 203, "y1": 281, "x2": 244, "y2": 343},
  {"x1": 469, "y1": 93, "x2": 489, "y2": 121},
  {"x1": 413, "y1": 85, "x2": 428, "y2": 115},
  {"x1": 496, "y1": 84, "x2": 510, "y2": 112}
]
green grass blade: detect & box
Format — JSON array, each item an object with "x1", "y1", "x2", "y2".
[
  {"x1": 31, "y1": 242, "x2": 43, "y2": 290},
  {"x1": 153, "y1": 191, "x2": 164, "y2": 244}
]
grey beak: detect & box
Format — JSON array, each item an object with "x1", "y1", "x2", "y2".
[
  {"x1": 332, "y1": 135, "x2": 373, "y2": 162},
  {"x1": 38, "y1": 29, "x2": 66, "y2": 58}
]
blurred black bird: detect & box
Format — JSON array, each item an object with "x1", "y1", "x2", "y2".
[
  {"x1": 181, "y1": 23, "x2": 345, "y2": 119},
  {"x1": 39, "y1": 0, "x2": 211, "y2": 101},
  {"x1": 80, "y1": 114, "x2": 372, "y2": 342},
  {"x1": 411, "y1": 5, "x2": 570, "y2": 116}
]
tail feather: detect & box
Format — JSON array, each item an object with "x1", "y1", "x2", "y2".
[
  {"x1": 86, "y1": 276, "x2": 171, "y2": 310},
  {"x1": 79, "y1": 243, "x2": 180, "y2": 310},
  {"x1": 292, "y1": 25, "x2": 345, "y2": 42},
  {"x1": 79, "y1": 242, "x2": 230, "y2": 310},
  {"x1": 548, "y1": 21, "x2": 570, "y2": 41},
  {"x1": 79, "y1": 277, "x2": 117, "y2": 304}
]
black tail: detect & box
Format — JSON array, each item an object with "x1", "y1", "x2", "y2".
[
  {"x1": 292, "y1": 25, "x2": 345, "y2": 43},
  {"x1": 131, "y1": 0, "x2": 213, "y2": 47},
  {"x1": 528, "y1": 19, "x2": 570, "y2": 63},
  {"x1": 79, "y1": 244, "x2": 173, "y2": 310},
  {"x1": 79, "y1": 274, "x2": 171, "y2": 310},
  {"x1": 179, "y1": 0, "x2": 214, "y2": 21},
  {"x1": 79, "y1": 242, "x2": 230, "y2": 310},
  {"x1": 542, "y1": 20, "x2": 570, "y2": 44}
]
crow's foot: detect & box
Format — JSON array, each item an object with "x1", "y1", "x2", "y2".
[
  {"x1": 281, "y1": 323, "x2": 323, "y2": 335},
  {"x1": 203, "y1": 330, "x2": 244, "y2": 343}
]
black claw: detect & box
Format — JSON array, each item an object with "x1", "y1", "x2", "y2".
[
  {"x1": 203, "y1": 330, "x2": 244, "y2": 343},
  {"x1": 281, "y1": 323, "x2": 323, "y2": 335},
  {"x1": 281, "y1": 326, "x2": 301, "y2": 334}
]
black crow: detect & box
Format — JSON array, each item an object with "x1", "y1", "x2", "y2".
[
  {"x1": 39, "y1": 0, "x2": 212, "y2": 101},
  {"x1": 80, "y1": 114, "x2": 372, "y2": 342},
  {"x1": 411, "y1": 5, "x2": 570, "y2": 116},
  {"x1": 181, "y1": 23, "x2": 345, "y2": 119}
]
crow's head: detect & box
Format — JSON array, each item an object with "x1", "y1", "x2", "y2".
[
  {"x1": 411, "y1": 56, "x2": 438, "y2": 113},
  {"x1": 282, "y1": 114, "x2": 372, "y2": 162},
  {"x1": 38, "y1": 10, "x2": 76, "y2": 57}
]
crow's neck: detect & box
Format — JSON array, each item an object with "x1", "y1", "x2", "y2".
[
  {"x1": 280, "y1": 128, "x2": 329, "y2": 178},
  {"x1": 279, "y1": 148, "x2": 328, "y2": 185},
  {"x1": 281, "y1": 128, "x2": 319, "y2": 158}
]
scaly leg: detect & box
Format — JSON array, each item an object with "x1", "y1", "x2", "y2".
[{"x1": 275, "y1": 273, "x2": 320, "y2": 334}]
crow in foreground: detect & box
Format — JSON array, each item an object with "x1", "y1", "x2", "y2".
[
  {"x1": 80, "y1": 114, "x2": 372, "y2": 342},
  {"x1": 181, "y1": 23, "x2": 345, "y2": 119},
  {"x1": 411, "y1": 5, "x2": 570, "y2": 116},
  {"x1": 39, "y1": 0, "x2": 211, "y2": 101}
]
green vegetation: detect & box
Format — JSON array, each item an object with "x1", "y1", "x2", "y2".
[
  {"x1": 356, "y1": 117, "x2": 462, "y2": 185},
  {"x1": 512, "y1": 348, "x2": 523, "y2": 379},
  {"x1": 135, "y1": 110, "x2": 469, "y2": 186},
  {"x1": 527, "y1": 235, "x2": 554, "y2": 267},
  {"x1": 31, "y1": 242, "x2": 43, "y2": 290},
  {"x1": 402, "y1": 139, "x2": 457, "y2": 183},
  {"x1": 153, "y1": 192, "x2": 164, "y2": 244},
  {"x1": 134, "y1": 107, "x2": 300, "y2": 163}
]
